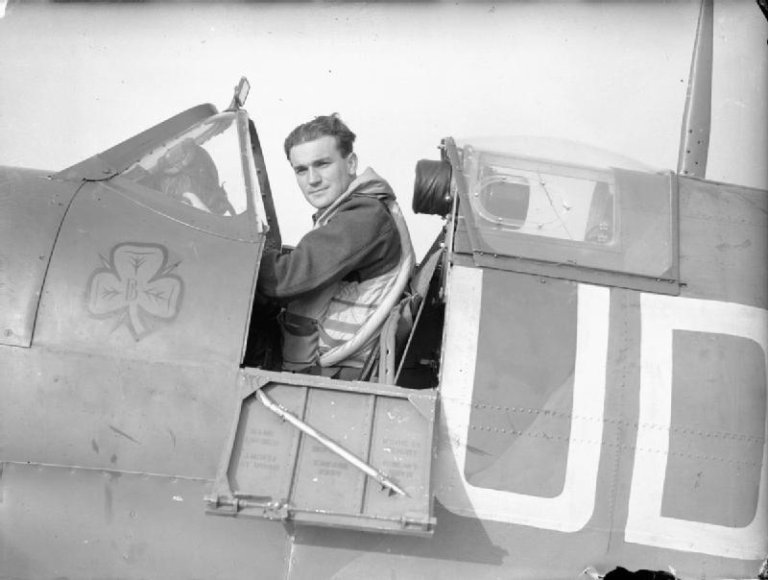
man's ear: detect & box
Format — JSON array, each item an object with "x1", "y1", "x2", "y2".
[{"x1": 346, "y1": 152, "x2": 358, "y2": 175}]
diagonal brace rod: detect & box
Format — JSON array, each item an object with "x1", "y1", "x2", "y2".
[{"x1": 255, "y1": 388, "x2": 407, "y2": 497}]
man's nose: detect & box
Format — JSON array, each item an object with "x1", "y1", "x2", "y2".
[{"x1": 307, "y1": 167, "x2": 321, "y2": 185}]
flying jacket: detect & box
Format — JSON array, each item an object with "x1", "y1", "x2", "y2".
[{"x1": 257, "y1": 168, "x2": 414, "y2": 370}]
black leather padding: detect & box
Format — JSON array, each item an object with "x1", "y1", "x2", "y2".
[{"x1": 412, "y1": 159, "x2": 453, "y2": 216}]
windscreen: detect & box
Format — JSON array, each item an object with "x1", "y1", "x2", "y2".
[{"x1": 122, "y1": 113, "x2": 248, "y2": 216}]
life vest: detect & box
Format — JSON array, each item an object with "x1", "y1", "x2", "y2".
[{"x1": 280, "y1": 198, "x2": 414, "y2": 371}]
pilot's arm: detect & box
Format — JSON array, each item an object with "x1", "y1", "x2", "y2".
[{"x1": 257, "y1": 196, "x2": 400, "y2": 302}]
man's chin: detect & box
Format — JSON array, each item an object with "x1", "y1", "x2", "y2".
[{"x1": 309, "y1": 191, "x2": 341, "y2": 210}]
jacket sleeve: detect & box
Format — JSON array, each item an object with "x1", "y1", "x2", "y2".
[{"x1": 257, "y1": 197, "x2": 401, "y2": 301}]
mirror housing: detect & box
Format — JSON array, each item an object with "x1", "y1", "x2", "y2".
[{"x1": 227, "y1": 77, "x2": 251, "y2": 111}]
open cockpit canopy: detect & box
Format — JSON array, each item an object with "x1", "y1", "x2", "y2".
[{"x1": 413, "y1": 136, "x2": 680, "y2": 295}]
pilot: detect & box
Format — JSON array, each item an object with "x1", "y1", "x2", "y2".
[{"x1": 256, "y1": 114, "x2": 413, "y2": 377}]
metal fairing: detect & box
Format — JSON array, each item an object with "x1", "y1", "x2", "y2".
[{"x1": 0, "y1": 167, "x2": 80, "y2": 347}]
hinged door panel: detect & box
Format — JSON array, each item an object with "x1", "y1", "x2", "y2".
[{"x1": 208, "y1": 369, "x2": 437, "y2": 536}]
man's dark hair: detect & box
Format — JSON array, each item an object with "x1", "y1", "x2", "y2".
[{"x1": 283, "y1": 113, "x2": 356, "y2": 160}]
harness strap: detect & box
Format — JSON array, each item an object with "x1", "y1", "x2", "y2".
[{"x1": 318, "y1": 200, "x2": 414, "y2": 367}]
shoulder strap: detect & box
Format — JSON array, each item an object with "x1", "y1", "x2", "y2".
[{"x1": 318, "y1": 200, "x2": 414, "y2": 367}]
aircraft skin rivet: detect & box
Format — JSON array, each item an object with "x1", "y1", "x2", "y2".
[{"x1": 3, "y1": 329, "x2": 12, "y2": 337}]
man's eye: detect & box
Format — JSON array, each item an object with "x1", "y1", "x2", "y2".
[{"x1": 295, "y1": 168, "x2": 307, "y2": 175}]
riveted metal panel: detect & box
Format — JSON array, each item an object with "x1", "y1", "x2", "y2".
[
  {"x1": 466, "y1": 270, "x2": 578, "y2": 498},
  {"x1": 0, "y1": 344, "x2": 240, "y2": 478},
  {"x1": 0, "y1": 167, "x2": 79, "y2": 347},
  {"x1": 0, "y1": 462, "x2": 290, "y2": 580},
  {"x1": 678, "y1": 176, "x2": 768, "y2": 308},
  {"x1": 421, "y1": 263, "x2": 766, "y2": 580},
  {"x1": 664, "y1": 330, "x2": 765, "y2": 526}
]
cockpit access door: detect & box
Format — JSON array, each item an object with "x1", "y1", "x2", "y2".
[{"x1": 207, "y1": 369, "x2": 437, "y2": 537}]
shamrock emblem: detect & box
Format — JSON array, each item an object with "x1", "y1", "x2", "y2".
[{"x1": 87, "y1": 243, "x2": 183, "y2": 340}]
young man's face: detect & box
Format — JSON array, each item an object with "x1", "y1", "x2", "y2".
[{"x1": 289, "y1": 135, "x2": 357, "y2": 210}]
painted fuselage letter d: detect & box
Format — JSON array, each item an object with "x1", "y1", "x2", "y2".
[{"x1": 435, "y1": 266, "x2": 609, "y2": 532}]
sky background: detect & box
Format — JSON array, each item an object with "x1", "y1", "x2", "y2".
[{"x1": 1, "y1": 1, "x2": 766, "y2": 257}]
